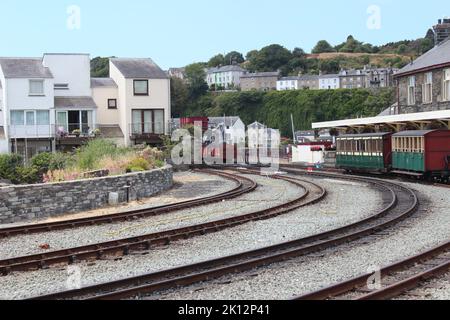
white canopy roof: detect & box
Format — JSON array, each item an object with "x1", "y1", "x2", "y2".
[{"x1": 312, "y1": 110, "x2": 450, "y2": 131}]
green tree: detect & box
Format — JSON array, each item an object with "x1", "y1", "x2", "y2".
[
  {"x1": 224, "y1": 51, "x2": 244, "y2": 65},
  {"x1": 312, "y1": 40, "x2": 335, "y2": 54},
  {"x1": 185, "y1": 63, "x2": 208, "y2": 99},
  {"x1": 247, "y1": 44, "x2": 293, "y2": 74},
  {"x1": 207, "y1": 54, "x2": 225, "y2": 68},
  {"x1": 91, "y1": 57, "x2": 114, "y2": 77},
  {"x1": 170, "y1": 77, "x2": 189, "y2": 117}
]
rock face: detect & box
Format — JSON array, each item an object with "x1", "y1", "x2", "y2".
[{"x1": 0, "y1": 166, "x2": 173, "y2": 224}]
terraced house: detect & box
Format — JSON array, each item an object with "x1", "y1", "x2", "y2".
[
  {"x1": 0, "y1": 55, "x2": 170, "y2": 158},
  {"x1": 395, "y1": 38, "x2": 450, "y2": 114}
]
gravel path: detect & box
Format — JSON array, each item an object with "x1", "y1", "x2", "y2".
[
  {"x1": 154, "y1": 180, "x2": 450, "y2": 300},
  {"x1": 0, "y1": 175, "x2": 384, "y2": 300}
]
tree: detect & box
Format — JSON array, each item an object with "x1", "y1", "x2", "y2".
[
  {"x1": 91, "y1": 57, "x2": 114, "y2": 77},
  {"x1": 170, "y1": 77, "x2": 189, "y2": 117},
  {"x1": 312, "y1": 40, "x2": 335, "y2": 54},
  {"x1": 184, "y1": 63, "x2": 208, "y2": 99},
  {"x1": 207, "y1": 54, "x2": 225, "y2": 68},
  {"x1": 247, "y1": 44, "x2": 293, "y2": 74},
  {"x1": 224, "y1": 51, "x2": 244, "y2": 65}
]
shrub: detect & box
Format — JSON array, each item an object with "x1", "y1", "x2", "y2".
[
  {"x1": 0, "y1": 154, "x2": 24, "y2": 184},
  {"x1": 76, "y1": 139, "x2": 124, "y2": 170},
  {"x1": 126, "y1": 157, "x2": 150, "y2": 172},
  {"x1": 154, "y1": 160, "x2": 165, "y2": 168}
]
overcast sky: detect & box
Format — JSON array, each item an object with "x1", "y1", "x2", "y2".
[{"x1": 0, "y1": 0, "x2": 447, "y2": 69}]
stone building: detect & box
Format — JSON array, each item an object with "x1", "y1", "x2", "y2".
[
  {"x1": 433, "y1": 18, "x2": 450, "y2": 46},
  {"x1": 395, "y1": 38, "x2": 450, "y2": 114},
  {"x1": 364, "y1": 67, "x2": 397, "y2": 88},
  {"x1": 240, "y1": 72, "x2": 279, "y2": 91},
  {"x1": 277, "y1": 75, "x2": 319, "y2": 91},
  {"x1": 339, "y1": 69, "x2": 365, "y2": 89}
]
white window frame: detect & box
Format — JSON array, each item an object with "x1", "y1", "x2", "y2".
[
  {"x1": 422, "y1": 72, "x2": 433, "y2": 104},
  {"x1": 29, "y1": 79, "x2": 45, "y2": 96},
  {"x1": 443, "y1": 69, "x2": 450, "y2": 102},
  {"x1": 408, "y1": 76, "x2": 416, "y2": 105}
]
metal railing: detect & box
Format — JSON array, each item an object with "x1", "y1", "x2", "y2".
[
  {"x1": 8, "y1": 123, "x2": 98, "y2": 139},
  {"x1": 129, "y1": 122, "x2": 165, "y2": 136}
]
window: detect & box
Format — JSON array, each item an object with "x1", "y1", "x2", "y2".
[
  {"x1": 11, "y1": 111, "x2": 24, "y2": 125},
  {"x1": 29, "y1": 80, "x2": 44, "y2": 95},
  {"x1": 408, "y1": 76, "x2": 416, "y2": 105},
  {"x1": 422, "y1": 72, "x2": 433, "y2": 104},
  {"x1": 26, "y1": 111, "x2": 35, "y2": 126},
  {"x1": 133, "y1": 80, "x2": 149, "y2": 96},
  {"x1": 54, "y1": 83, "x2": 69, "y2": 90},
  {"x1": 131, "y1": 109, "x2": 165, "y2": 135},
  {"x1": 36, "y1": 110, "x2": 50, "y2": 125},
  {"x1": 108, "y1": 99, "x2": 117, "y2": 109},
  {"x1": 444, "y1": 69, "x2": 450, "y2": 101}
]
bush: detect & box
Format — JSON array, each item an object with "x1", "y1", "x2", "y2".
[
  {"x1": 76, "y1": 139, "x2": 125, "y2": 170},
  {"x1": 126, "y1": 157, "x2": 150, "y2": 172},
  {"x1": 0, "y1": 154, "x2": 24, "y2": 184}
]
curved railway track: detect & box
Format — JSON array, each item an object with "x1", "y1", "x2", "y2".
[
  {"x1": 295, "y1": 241, "x2": 450, "y2": 300},
  {"x1": 0, "y1": 171, "x2": 314, "y2": 276},
  {"x1": 0, "y1": 170, "x2": 256, "y2": 239},
  {"x1": 29, "y1": 170, "x2": 419, "y2": 300}
]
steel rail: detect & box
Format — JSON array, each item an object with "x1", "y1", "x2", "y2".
[
  {"x1": 295, "y1": 241, "x2": 450, "y2": 300},
  {"x1": 0, "y1": 170, "x2": 255, "y2": 238},
  {"x1": 0, "y1": 172, "x2": 310, "y2": 275},
  {"x1": 30, "y1": 171, "x2": 418, "y2": 301}
]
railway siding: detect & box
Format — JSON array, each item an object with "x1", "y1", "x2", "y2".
[{"x1": 0, "y1": 166, "x2": 173, "y2": 224}]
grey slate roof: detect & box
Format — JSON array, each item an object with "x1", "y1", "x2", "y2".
[
  {"x1": 279, "y1": 75, "x2": 319, "y2": 81},
  {"x1": 208, "y1": 117, "x2": 242, "y2": 127},
  {"x1": 0, "y1": 58, "x2": 53, "y2": 79},
  {"x1": 110, "y1": 58, "x2": 168, "y2": 79},
  {"x1": 319, "y1": 74, "x2": 340, "y2": 79},
  {"x1": 98, "y1": 125, "x2": 124, "y2": 138},
  {"x1": 91, "y1": 77, "x2": 118, "y2": 88},
  {"x1": 241, "y1": 72, "x2": 279, "y2": 78},
  {"x1": 207, "y1": 65, "x2": 246, "y2": 74},
  {"x1": 54, "y1": 96, "x2": 98, "y2": 109},
  {"x1": 396, "y1": 38, "x2": 450, "y2": 76},
  {"x1": 392, "y1": 130, "x2": 439, "y2": 137}
]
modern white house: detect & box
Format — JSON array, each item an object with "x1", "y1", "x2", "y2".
[
  {"x1": 206, "y1": 65, "x2": 246, "y2": 90},
  {"x1": 0, "y1": 54, "x2": 171, "y2": 157}
]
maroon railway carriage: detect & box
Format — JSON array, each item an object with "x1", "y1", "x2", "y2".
[{"x1": 392, "y1": 130, "x2": 450, "y2": 180}]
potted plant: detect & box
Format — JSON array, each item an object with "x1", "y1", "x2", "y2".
[
  {"x1": 72, "y1": 129, "x2": 81, "y2": 137},
  {"x1": 93, "y1": 128, "x2": 101, "y2": 137}
]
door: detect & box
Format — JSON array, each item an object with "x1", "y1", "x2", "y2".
[{"x1": 56, "y1": 111, "x2": 68, "y2": 134}]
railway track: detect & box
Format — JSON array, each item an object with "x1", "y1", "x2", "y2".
[
  {"x1": 295, "y1": 241, "x2": 450, "y2": 300},
  {"x1": 29, "y1": 170, "x2": 418, "y2": 300},
  {"x1": 0, "y1": 169, "x2": 256, "y2": 239},
  {"x1": 0, "y1": 171, "x2": 314, "y2": 276}
]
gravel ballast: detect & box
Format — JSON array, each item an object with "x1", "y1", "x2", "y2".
[
  {"x1": 156, "y1": 180, "x2": 450, "y2": 300},
  {"x1": 0, "y1": 175, "x2": 384, "y2": 300}
]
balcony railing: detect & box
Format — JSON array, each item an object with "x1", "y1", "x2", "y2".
[
  {"x1": 129, "y1": 122, "x2": 166, "y2": 137},
  {"x1": 8, "y1": 123, "x2": 98, "y2": 139}
]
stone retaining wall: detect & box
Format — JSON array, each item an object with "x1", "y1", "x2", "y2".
[{"x1": 0, "y1": 165, "x2": 173, "y2": 224}]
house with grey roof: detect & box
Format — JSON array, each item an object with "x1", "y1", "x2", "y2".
[
  {"x1": 207, "y1": 117, "x2": 246, "y2": 144},
  {"x1": 104, "y1": 58, "x2": 171, "y2": 146},
  {"x1": 0, "y1": 54, "x2": 101, "y2": 157},
  {"x1": 319, "y1": 74, "x2": 340, "y2": 90},
  {"x1": 394, "y1": 38, "x2": 450, "y2": 114},
  {"x1": 240, "y1": 72, "x2": 279, "y2": 91},
  {"x1": 206, "y1": 65, "x2": 247, "y2": 90},
  {"x1": 277, "y1": 75, "x2": 319, "y2": 91}
]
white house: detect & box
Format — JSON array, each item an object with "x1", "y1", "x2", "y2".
[
  {"x1": 277, "y1": 77, "x2": 300, "y2": 91},
  {"x1": 105, "y1": 58, "x2": 171, "y2": 147},
  {"x1": 206, "y1": 65, "x2": 246, "y2": 90},
  {"x1": 0, "y1": 54, "x2": 171, "y2": 157},
  {"x1": 319, "y1": 74, "x2": 340, "y2": 90},
  {"x1": 208, "y1": 117, "x2": 245, "y2": 144}
]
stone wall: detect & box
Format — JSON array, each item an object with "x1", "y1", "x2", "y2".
[
  {"x1": 398, "y1": 68, "x2": 450, "y2": 114},
  {"x1": 0, "y1": 166, "x2": 173, "y2": 224}
]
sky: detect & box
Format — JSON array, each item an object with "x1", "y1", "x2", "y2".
[{"x1": 0, "y1": 0, "x2": 448, "y2": 69}]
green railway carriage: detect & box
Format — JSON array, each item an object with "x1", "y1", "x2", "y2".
[
  {"x1": 392, "y1": 130, "x2": 450, "y2": 178},
  {"x1": 336, "y1": 133, "x2": 393, "y2": 172}
]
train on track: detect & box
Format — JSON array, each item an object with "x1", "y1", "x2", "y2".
[{"x1": 335, "y1": 130, "x2": 450, "y2": 182}]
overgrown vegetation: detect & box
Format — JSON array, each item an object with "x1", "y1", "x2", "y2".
[
  {"x1": 175, "y1": 88, "x2": 395, "y2": 137},
  {"x1": 0, "y1": 140, "x2": 165, "y2": 185}
]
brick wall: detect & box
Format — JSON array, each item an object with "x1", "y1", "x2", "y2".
[{"x1": 0, "y1": 166, "x2": 173, "y2": 224}]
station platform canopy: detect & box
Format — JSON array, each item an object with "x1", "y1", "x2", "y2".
[{"x1": 312, "y1": 110, "x2": 450, "y2": 133}]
